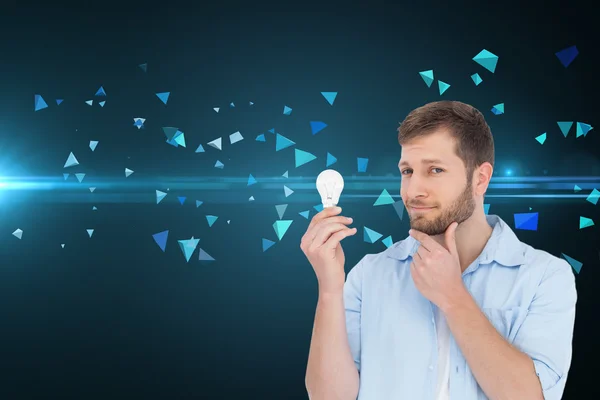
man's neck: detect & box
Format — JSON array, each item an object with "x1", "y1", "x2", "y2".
[{"x1": 431, "y1": 212, "x2": 494, "y2": 273}]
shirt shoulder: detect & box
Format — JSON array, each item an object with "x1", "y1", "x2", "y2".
[{"x1": 520, "y1": 243, "x2": 576, "y2": 277}]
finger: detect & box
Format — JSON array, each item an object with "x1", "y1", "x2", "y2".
[
  {"x1": 409, "y1": 229, "x2": 441, "y2": 252},
  {"x1": 311, "y1": 222, "x2": 354, "y2": 249},
  {"x1": 443, "y1": 221, "x2": 459, "y2": 255},
  {"x1": 304, "y1": 216, "x2": 353, "y2": 244},
  {"x1": 415, "y1": 248, "x2": 423, "y2": 260},
  {"x1": 308, "y1": 206, "x2": 342, "y2": 230},
  {"x1": 323, "y1": 227, "x2": 357, "y2": 250}
]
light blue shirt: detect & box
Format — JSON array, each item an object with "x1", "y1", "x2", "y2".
[{"x1": 344, "y1": 214, "x2": 577, "y2": 400}]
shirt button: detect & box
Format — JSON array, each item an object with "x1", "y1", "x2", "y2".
[{"x1": 455, "y1": 366, "x2": 459, "y2": 373}]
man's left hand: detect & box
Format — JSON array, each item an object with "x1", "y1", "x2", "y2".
[{"x1": 409, "y1": 222, "x2": 467, "y2": 311}]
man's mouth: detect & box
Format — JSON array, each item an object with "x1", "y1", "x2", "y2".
[{"x1": 410, "y1": 206, "x2": 436, "y2": 212}]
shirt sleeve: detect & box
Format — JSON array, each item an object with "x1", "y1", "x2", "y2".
[
  {"x1": 344, "y1": 256, "x2": 366, "y2": 373},
  {"x1": 512, "y1": 258, "x2": 578, "y2": 400}
]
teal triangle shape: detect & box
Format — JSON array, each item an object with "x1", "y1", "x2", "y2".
[
  {"x1": 419, "y1": 70, "x2": 434, "y2": 87},
  {"x1": 576, "y1": 122, "x2": 593, "y2": 138},
  {"x1": 273, "y1": 220, "x2": 293, "y2": 240},
  {"x1": 535, "y1": 133, "x2": 547, "y2": 145},
  {"x1": 276, "y1": 133, "x2": 296, "y2": 151},
  {"x1": 438, "y1": 80, "x2": 451, "y2": 95},
  {"x1": 579, "y1": 216, "x2": 594, "y2": 229},
  {"x1": 561, "y1": 253, "x2": 582, "y2": 274},
  {"x1": 382, "y1": 235, "x2": 393, "y2": 248},
  {"x1": 373, "y1": 189, "x2": 395, "y2": 206},
  {"x1": 557, "y1": 121, "x2": 573, "y2": 137},
  {"x1": 472, "y1": 49, "x2": 499, "y2": 73},
  {"x1": 206, "y1": 215, "x2": 218, "y2": 227},
  {"x1": 363, "y1": 226, "x2": 383, "y2": 243},
  {"x1": 321, "y1": 92, "x2": 337, "y2": 105},
  {"x1": 295, "y1": 149, "x2": 317, "y2": 167},
  {"x1": 178, "y1": 237, "x2": 199, "y2": 262}
]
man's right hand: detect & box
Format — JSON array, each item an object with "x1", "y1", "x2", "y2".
[{"x1": 300, "y1": 206, "x2": 357, "y2": 295}]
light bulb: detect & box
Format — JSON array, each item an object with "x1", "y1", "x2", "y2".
[{"x1": 316, "y1": 169, "x2": 345, "y2": 208}]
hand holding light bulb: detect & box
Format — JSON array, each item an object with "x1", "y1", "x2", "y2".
[{"x1": 300, "y1": 169, "x2": 356, "y2": 295}]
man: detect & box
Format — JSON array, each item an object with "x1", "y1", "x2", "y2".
[{"x1": 303, "y1": 100, "x2": 577, "y2": 400}]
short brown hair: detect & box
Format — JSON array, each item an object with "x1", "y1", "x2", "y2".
[{"x1": 397, "y1": 100, "x2": 495, "y2": 177}]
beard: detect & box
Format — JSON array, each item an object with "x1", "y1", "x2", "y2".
[{"x1": 406, "y1": 178, "x2": 476, "y2": 236}]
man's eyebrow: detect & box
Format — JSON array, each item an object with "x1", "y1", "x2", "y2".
[{"x1": 399, "y1": 158, "x2": 446, "y2": 167}]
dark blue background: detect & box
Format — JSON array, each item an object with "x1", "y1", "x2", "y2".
[{"x1": 0, "y1": 2, "x2": 597, "y2": 398}]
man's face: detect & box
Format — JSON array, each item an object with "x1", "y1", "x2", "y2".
[{"x1": 399, "y1": 129, "x2": 476, "y2": 236}]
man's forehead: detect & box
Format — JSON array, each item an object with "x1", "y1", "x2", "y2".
[{"x1": 399, "y1": 132, "x2": 458, "y2": 165}]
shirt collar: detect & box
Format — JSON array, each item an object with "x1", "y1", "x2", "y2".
[{"x1": 387, "y1": 214, "x2": 526, "y2": 267}]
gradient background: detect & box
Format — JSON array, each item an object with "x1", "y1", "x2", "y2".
[{"x1": 0, "y1": 2, "x2": 598, "y2": 399}]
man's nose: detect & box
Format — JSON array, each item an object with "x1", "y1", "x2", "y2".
[{"x1": 403, "y1": 176, "x2": 429, "y2": 199}]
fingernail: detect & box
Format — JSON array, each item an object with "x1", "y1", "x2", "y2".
[
  {"x1": 347, "y1": 217, "x2": 353, "y2": 222},
  {"x1": 335, "y1": 206, "x2": 342, "y2": 212}
]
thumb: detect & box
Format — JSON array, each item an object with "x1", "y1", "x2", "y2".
[{"x1": 444, "y1": 222, "x2": 459, "y2": 255}]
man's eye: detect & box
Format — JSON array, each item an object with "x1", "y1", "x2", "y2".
[
  {"x1": 401, "y1": 169, "x2": 412, "y2": 175},
  {"x1": 432, "y1": 168, "x2": 444, "y2": 174}
]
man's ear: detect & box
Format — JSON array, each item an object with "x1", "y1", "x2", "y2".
[{"x1": 475, "y1": 162, "x2": 493, "y2": 196}]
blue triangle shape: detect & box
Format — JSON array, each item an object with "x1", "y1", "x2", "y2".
[
  {"x1": 555, "y1": 45, "x2": 579, "y2": 68},
  {"x1": 299, "y1": 210, "x2": 310, "y2": 219},
  {"x1": 152, "y1": 230, "x2": 169, "y2": 252},
  {"x1": 514, "y1": 212, "x2": 538, "y2": 231},
  {"x1": 262, "y1": 238, "x2": 275, "y2": 252},
  {"x1": 34, "y1": 94, "x2": 48, "y2": 111},
  {"x1": 326, "y1": 152, "x2": 337, "y2": 167},
  {"x1": 199, "y1": 248, "x2": 215, "y2": 261},
  {"x1": 321, "y1": 92, "x2": 337, "y2": 105},
  {"x1": 156, "y1": 190, "x2": 167, "y2": 204},
  {"x1": 310, "y1": 121, "x2": 327, "y2": 135},
  {"x1": 95, "y1": 86, "x2": 106, "y2": 96},
  {"x1": 178, "y1": 196, "x2": 186, "y2": 205},
  {"x1": 357, "y1": 157, "x2": 368, "y2": 172},
  {"x1": 156, "y1": 92, "x2": 170, "y2": 104}
]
